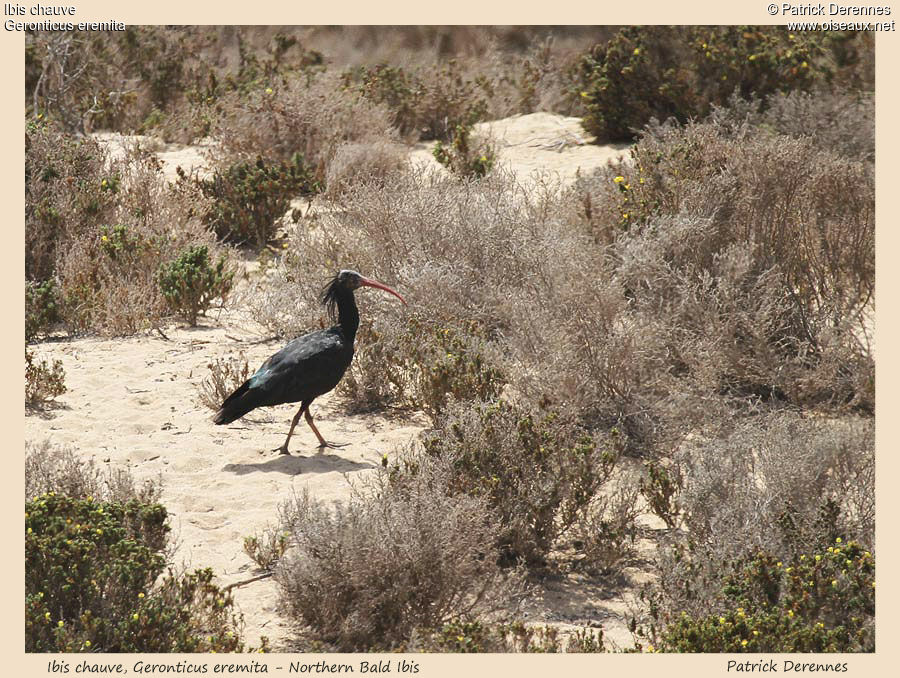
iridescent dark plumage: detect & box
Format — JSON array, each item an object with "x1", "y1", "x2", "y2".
[{"x1": 214, "y1": 270, "x2": 406, "y2": 454}]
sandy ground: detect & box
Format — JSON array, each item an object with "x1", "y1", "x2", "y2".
[{"x1": 27, "y1": 113, "x2": 652, "y2": 651}]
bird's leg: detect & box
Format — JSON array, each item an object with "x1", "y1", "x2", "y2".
[
  {"x1": 304, "y1": 407, "x2": 349, "y2": 449},
  {"x1": 275, "y1": 402, "x2": 308, "y2": 455}
]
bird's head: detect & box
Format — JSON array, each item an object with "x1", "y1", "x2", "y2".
[{"x1": 321, "y1": 269, "x2": 407, "y2": 320}]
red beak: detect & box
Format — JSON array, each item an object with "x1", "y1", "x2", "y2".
[{"x1": 359, "y1": 276, "x2": 407, "y2": 305}]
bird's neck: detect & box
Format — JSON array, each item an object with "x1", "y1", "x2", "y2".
[{"x1": 336, "y1": 289, "x2": 360, "y2": 342}]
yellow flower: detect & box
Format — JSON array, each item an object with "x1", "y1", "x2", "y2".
[
  {"x1": 815, "y1": 554, "x2": 822, "y2": 562},
  {"x1": 101, "y1": 235, "x2": 109, "y2": 242},
  {"x1": 831, "y1": 579, "x2": 838, "y2": 587},
  {"x1": 138, "y1": 592, "x2": 145, "y2": 599},
  {"x1": 58, "y1": 620, "x2": 64, "y2": 627},
  {"x1": 633, "y1": 48, "x2": 641, "y2": 56},
  {"x1": 741, "y1": 640, "x2": 748, "y2": 647},
  {"x1": 788, "y1": 610, "x2": 795, "y2": 618},
  {"x1": 85, "y1": 640, "x2": 91, "y2": 648},
  {"x1": 719, "y1": 617, "x2": 726, "y2": 624},
  {"x1": 749, "y1": 54, "x2": 756, "y2": 61},
  {"x1": 777, "y1": 561, "x2": 782, "y2": 568},
  {"x1": 835, "y1": 537, "x2": 842, "y2": 544},
  {"x1": 613, "y1": 176, "x2": 625, "y2": 184},
  {"x1": 132, "y1": 613, "x2": 139, "y2": 621},
  {"x1": 624, "y1": 183, "x2": 631, "y2": 190},
  {"x1": 801, "y1": 61, "x2": 808, "y2": 69},
  {"x1": 785, "y1": 567, "x2": 793, "y2": 573},
  {"x1": 646, "y1": 644, "x2": 654, "y2": 652},
  {"x1": 800, "y1": 555, "x2": 806, "y2": 561},
  {"x1": 580, "y1": 91, "x2": 589, "y2": 98},
  {"x1": 265, "y1": 87, "x2": 273, "y2": 94}
]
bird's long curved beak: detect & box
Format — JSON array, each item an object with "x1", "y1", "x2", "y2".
[{"x1": 359, "y1": 276, "x2": 407, "y2": 305}]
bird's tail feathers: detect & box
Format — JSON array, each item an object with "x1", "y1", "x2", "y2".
[{"x1": 213, "y1": 381, "x2": 260, "y2": 425}]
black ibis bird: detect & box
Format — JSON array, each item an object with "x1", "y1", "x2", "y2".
[{"x1": 213, "y1": 270, "x2": 406, "y2": 454}]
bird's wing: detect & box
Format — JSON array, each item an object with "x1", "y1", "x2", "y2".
[{"x1": 247, "y1": 328, "x2": 350, "y2": 403}]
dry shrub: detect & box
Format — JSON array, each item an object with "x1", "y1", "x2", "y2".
[
  {"x1": 324, "y1": 140, "x2": 408, "y2": 200},
  {"x1": 572, "y1": 117, "x2": 874, "y2": 415},
  {"x1": 211, "y1": 72, "x2": 398, "y2": 189},
  {"x1": 415, "y1": 400, "x2": 628, "y2": 569},
  {"x1": 251, "y1": 98, "x2": 871, "y2": 461},
  {"x1": 26, "y1": 123, "x2": 234, "y2": 335},
  {"x1": 276, "y1": 460, "x2": 525, "y2": 651},
  {"x1": 678, "y1": 412, "x2": 874, "y2": 554},
  {"x1": 708, "y1": 90, "x2": 875, "y2": 163},
  {"x1": 248, "y1": 168, "x2": 587, "y2": 411},
  {"x1": 197, "y1": 353, "x2": 250, "y2": 411},
  {"x1": 648, "y1": 411, "x2": 874, "y2": 624},
  {"x1": 25, "y1": 439, "x2": 162, "y2": 507}
]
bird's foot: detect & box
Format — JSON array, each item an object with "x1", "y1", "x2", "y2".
[
  {"x1": 274, "y1": 445, "x2": 292, "y2": 455},
  {"x1": 318, "y1": 440, "x2": 349, "y2": 450}
]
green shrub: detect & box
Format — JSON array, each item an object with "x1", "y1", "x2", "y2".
[
  {"x1": 433, "y1": 124, "x2": 495, "y2": 178},
  {"x1": 158, "y1": 245, "x2": 233, "y2": 326},
  {"x1": 193, "y1": 154, "x2": 318, "y2": 247},
  {"x1": 576, "y1": 26, "x2": 869, "y2": 142},
  {"x1": 407, "y1": 619, "x2": 606, "y2": 653},
  {"x1": 341, "y1": 64, "x2": 426, "y2": 139},
  {"x1": 25, "y1": 485, "x2": 256, "y2": 652},
  {"x1": 26, "y1": 124, "x2": 118, "y2": 283},
  {"x1": 417, "y1": 400, "x2": 623, "y2": 568},
  {"x1": 343, "y1": 60, "x2": 489, "y2": 143},
  {"x1": 341, "y1": 315, "x2": 504, "y2": 416},
  {"x1": 639, "y1": 460, "x2": 683, "y2": 529},
  {"x1": 243, "y1": 526, "x2": 288, "y2": 572},
  {"x1": 26, "y1": 278, "x2": 60, "y2": 341},
  {"x1": 25, "y1": 348, "x2": 66, "y2": 407},
  {"x1": 27, "y1": 124, "x2": 233, "y2": 336},
  {"x1": 644, "y1": 542, "x2": 874, "y2": 652}
]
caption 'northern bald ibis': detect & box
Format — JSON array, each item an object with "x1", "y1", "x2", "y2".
[{"x1": 213, "y1": 270, "x2": 406, "y2": 454}]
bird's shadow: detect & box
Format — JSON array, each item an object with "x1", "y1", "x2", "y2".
[{"x1": 223, "y1": 452, "x2": 375, "y2": 476}]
